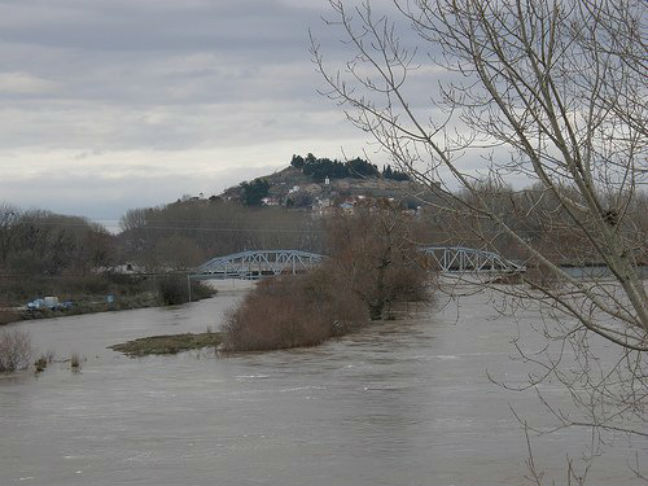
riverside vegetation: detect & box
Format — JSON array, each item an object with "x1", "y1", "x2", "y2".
[
  {"x1": 109, "y1": 203, "x2": 432, "y2": 357},
  {"x1": 0, "y1": 273, "x2": 215, "y2": 326},
  {"x1": 0, "y1": 203, "x2": 216, "y2": 326},
  {"x1": 223, "y1": 203, "x2": 432, "y2": 351},
  {"x1": 5, "y1": 151, "x2": 646, "y2": 362},
  {"x1": 3, "y1": 152, "x2": 639, "y2": 328}
]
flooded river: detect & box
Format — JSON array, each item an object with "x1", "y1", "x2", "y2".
[{"x1": 0, "y1": 282, "x2": 642, "y2": 485}]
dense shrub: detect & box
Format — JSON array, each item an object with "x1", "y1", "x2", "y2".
[
  {"x1": 0, "y1": 310, "x2": 20, "y2": 326},
  {"x1": 223, "y1": 269, "x2": 368, "y2": 351},
  {"x1": 65, "y1": 274, "x2": 111, "y2": 295},
  {"x1": 0, "y1": 329, "x2": 32, "y2": 372},
  {"x1": 157, "y1": 275, "x2": 216, "y2": 305},
  {"x1": 189, "y1": 280, "x2": 215, "y2": 301},
  {"x1": 522, "y1": 261, "x2": 563, "y2": 289},
  {"x1": 157, "y1": 275, "x2": 189, "y2": 305}
]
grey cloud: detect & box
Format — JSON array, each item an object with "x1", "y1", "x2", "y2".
[
  {"x1": 0, "y1": 162, "x2": 285, "y2": 223},
  {"x1": 0, "y1": 0, "x2": 461, "y2": 222},
  {"x1": 0, "y1": 0, "x2": 318, "y2": 55},
  {"x1": 0, "y1": 0, "x2": 336, "y2": 154}
]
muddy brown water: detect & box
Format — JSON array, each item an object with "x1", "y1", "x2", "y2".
[{"x1": 0, "y1": 283, "x2": 643, "y2": 485}]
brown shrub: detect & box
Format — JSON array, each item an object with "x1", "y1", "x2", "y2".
[
  {"x1": 157, "y1": 275, "x2": 216, "y2": 305},
  {"x1": 70, "y1": 352, "x2": 81, "y2": 370},
  {"x1": 34, "y1": 350, "x2": 54, "y2": 373},
  {"x1": 222, "y1": 269, "x2": 368, "y2": 351},
  {"x1": 0, "y1": 310, "x2": 20, "y2": 326},
  {"x1": 157, "y1": 275, "x2": 189, "y2": 305},
  {"x1": 0, "y1": 329, "x2": 32, "y2": 372},
  {"x1": 223, "y1": 203, "x2": 433, "y2": 351},
  {"x1": 326, "y1": 205, "x2": 431, "y2": 319}
]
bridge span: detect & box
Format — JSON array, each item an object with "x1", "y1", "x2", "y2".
[
  {"x1": 420, "y1": 246, "x2": 524, "y2": 274},
  {"x1": 192, "y1": 250, "x2": 325, "y2": 280},
  {"x1": 190, "y1": 247, "x2": 524, "y2": 280}
]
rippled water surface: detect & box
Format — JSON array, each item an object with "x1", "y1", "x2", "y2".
[{"x1": 0, "y1": 283, "x2": 642, "y2": 485}]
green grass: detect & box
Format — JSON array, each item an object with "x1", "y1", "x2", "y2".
[{"x1": 109, "y1": 332, "x2": 223, "y2": 357}]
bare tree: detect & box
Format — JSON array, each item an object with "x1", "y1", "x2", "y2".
[
  {"x1": 326, "y1": 201, "x2": 430, "y2": 319},
  {"x1": 313, "y1": 0, "x2": 648, "y2": 481},
  {"x1": 152, "y1": 234, "x2": 204, "y2": 271},
  {"x1": 0, "y1": 329, "x2": 32, "y2": 372},
  {"x1": 0, "y1": 203, "x2": 20, "y2": 269}
]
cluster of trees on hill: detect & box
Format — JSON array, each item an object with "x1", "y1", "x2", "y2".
[
  {"x1": 381, "y1": 164, "x2": 410, "y2": 181},
  {"x1": 290, "y1": 153, "x2": 409, "y2": 182},
  {"x1": 239, "y1": 178, "x2": 270, "y2": 206}
]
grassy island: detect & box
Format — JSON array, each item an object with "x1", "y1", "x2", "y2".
[{"x1": 109, "y1": 332, "x2": 222, "y2": 357}]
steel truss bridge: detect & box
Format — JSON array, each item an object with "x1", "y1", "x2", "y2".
[
  {"x1": 191, "y1": 250, "x2": 326, "y2": 280},
  {"x1": 420, "y1": 246, "x2": 524, "y2": 274},
  {"x1": 190, "y1": 247, "x2": 523, "y2": 280}
]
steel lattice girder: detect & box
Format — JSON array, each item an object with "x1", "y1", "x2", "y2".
[
  {"x1": 197, "y1": 250, "x2": 326, "y2": 277},
  {"x1": 419, "y1": 246, "x2": 524, "y2": 273}
]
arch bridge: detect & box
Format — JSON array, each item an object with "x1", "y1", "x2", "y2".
[
  {"x1": 191, "y1": 247, "x2": 523, "y2": 280},
  {"x1": 192, "y1": 250, "x2": 325, "y2": 280}
]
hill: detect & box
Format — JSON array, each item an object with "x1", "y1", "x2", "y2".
[{"x1": 220, "y1": 154, "x2": 427, "y2": 211}]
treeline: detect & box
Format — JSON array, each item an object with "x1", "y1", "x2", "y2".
[
  {"x1": 0, "y1": 199, "x2": 316, "y2": 306},
  {"x1": 0, "y1": 204, "x2": 113, "y2": 277},
  {"x1": 0, "y1": 199, "x2": 325, "y2": 281},
  {"x1": 414, "y1": 181, "x2": 648, "y2": 271},
  {"x1": 0, "y1": 204, "x2": 120, "y2": 307},
  {"x1": 290, "y1": 153, "x2": 410, "y2": 182},
  {"x1": 118, "y1": 199, "x2": 324, "y2": 270},
  {"x1": 6, "y1": 176, "x2": 647, "y2": 308}
]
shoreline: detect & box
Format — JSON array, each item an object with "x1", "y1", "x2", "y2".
[{"x1": 0, "y1": 278, "x2": 255, "y2": 327}]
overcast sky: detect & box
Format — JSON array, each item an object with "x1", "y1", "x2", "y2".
[{"x1": 1, "y1": 0, "x2": 396, "y2": 229}]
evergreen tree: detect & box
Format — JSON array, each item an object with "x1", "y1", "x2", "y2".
[
  {"x1": 290, "y1": 154, "x2": 305, "y2": 169},
  {"x1": 240, "y1": 179, "x2": 270, "y2": 206}
]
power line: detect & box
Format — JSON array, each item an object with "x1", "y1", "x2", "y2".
[
  {"x1": 121, "y1": 225, "x2": 324, "y2": 234},
  {"x1": 2, "y1": 220, "x2": 324, "y2": 234}
]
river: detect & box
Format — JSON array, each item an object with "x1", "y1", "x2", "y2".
[{"x1": 0, "y1": 281, "x2": 643, "y2": 485}]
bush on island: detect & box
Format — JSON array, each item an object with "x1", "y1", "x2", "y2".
[{"x1": 222, "y1": 269, "x2": 368, "y2": 351}]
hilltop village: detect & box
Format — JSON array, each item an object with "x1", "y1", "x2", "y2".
[{"x1": 212, "y1": 154, "x2": 425, "y2": 214}]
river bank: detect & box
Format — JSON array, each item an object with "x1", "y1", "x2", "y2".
[{"x1": 0, "y1": 274, "x2": 224, "y2": 326}]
